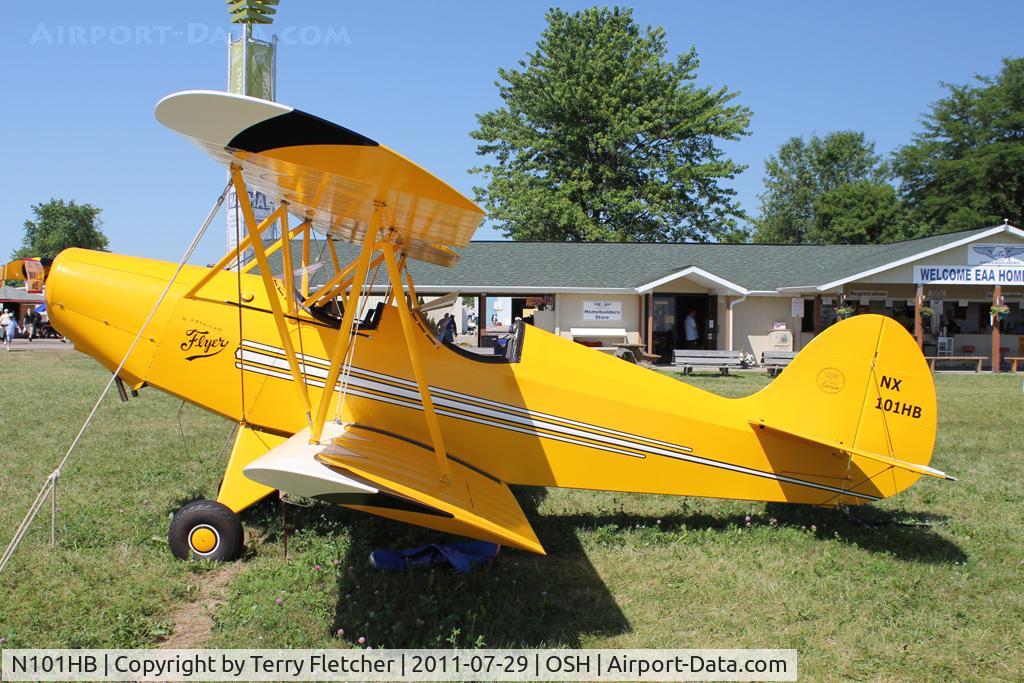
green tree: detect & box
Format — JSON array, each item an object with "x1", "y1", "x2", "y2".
[
  {"x1": 754, "y1": 131, "x2": 900, "y2": 244},
  {"x1": 893, "y1": 57, "x2": 1024, "y2": 235},
  {"x1": 810, "y1": 180, "x2": 904, "y2": 244},
  {"x1": 13, "y1": 199, "x2": 108, "y2": 259},
  {"x1": 470, "y1": 6, "x2": 751, "y2": 243}
]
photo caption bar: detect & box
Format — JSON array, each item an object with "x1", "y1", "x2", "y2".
[{"x1": 1, "y1": 648, "x2": 797, "y2": 681}]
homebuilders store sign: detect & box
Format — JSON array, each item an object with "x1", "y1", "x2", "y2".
[
  {"x1": 914, "y1": 265, "x2": 1024, "y2": 285},
  {"x1": 582, "y1": 300, "x2": 623, "y2": 321}
]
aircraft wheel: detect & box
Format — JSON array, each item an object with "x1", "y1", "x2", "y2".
[{"x1": 168, "y1": 500, "x2": 243, "y2": 561}]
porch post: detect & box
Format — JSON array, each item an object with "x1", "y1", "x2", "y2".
[
  {"x1": 813, "y1": 294, "x2": 823, "y2": 335},
  {"x1": 992, "y1": 285, "x2": 1002, "y2": 373},
  {"x1": 723, "y1": 296, "x2": 732, "y2": 351},
  {"x1": 646, "y1": 293, "x2": 654, "y2": 353},
  {"x1": 637, "y1": 294, "x2": 644, "y2": 347},
  {"x1": 477, "y1": 293, "x2": 486, "y2": 347},
  {"x1": 914, "y1": 285, "x2": 924, "y2": 349}
]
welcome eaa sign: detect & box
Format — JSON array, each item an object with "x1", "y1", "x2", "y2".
[{"x1": 913, "y1": 264, "x2": 1024, "y2": 285}]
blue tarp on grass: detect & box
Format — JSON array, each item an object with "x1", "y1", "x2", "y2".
[{"x1": 370, "y1": 541, "x2": 500, "y2": 573}]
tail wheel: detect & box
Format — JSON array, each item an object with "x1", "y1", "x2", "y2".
[{"x1": 168, "y1": 500, "x2": 243, "y2": 561}]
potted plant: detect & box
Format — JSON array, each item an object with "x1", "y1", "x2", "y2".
[
  {"x1": 836, "y1": 306, "x2": 856, "y2": 320},
  {"x1": 990, "y1": 304, "x2": 1010, "y2": 320},
  {"x1": 919, "y1": 306, "x2": 934, "y2": 319}
]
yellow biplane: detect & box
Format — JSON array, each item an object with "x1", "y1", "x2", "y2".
[{"x1": 43, "y1": 90, "x2": 953, "y2": 561}]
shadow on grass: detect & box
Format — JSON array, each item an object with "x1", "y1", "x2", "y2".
[
  {"x1": 762, "y1": 503, "x2": 967, "y2": 564},
  {"x1": 665, "y1": 370, "x2": 762, "y2": 380},
  {"x1": 519, "y1": 502, "x2": 964, "y2": 565},
  {"x1": 231, "y1": 488, "x2": 962, "y2": 648},
  {"x1": 322, "y1": 487, "x2": 629, "y2": 648},
  {"x1": 229, "y1": 489, "x2": 628, "y2": 647}
]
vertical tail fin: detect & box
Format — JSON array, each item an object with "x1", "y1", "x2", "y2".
[{"x1": 742, "y1": 314, "x2": 943, "y2": 503}]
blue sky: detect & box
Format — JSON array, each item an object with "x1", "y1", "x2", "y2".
[{"x1": 2, "y1": 1, "x2": 1021, "y2": 264}]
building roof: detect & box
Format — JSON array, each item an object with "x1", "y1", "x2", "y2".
[
  {"x1": 266, "y1": 224, "x2": 1022, "y2": 294},
  {"x1": 0, "y1": 285, "x2": 44, "y2": 303}
]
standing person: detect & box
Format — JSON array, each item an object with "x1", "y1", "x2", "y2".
[
  {"x1": 445, "y1": 312, "x2": 458, "y2": 343},
  {"x1": 436, "y1": 313, "x2": 450, "y2": 339},
  {"x1": 683, "y1": 308, "x2": 699, "y2": 349},
  {"x1": 439, "y1": 312, "x2": 457, "y2": 344},
  {"x1": 27, "y1": 309, "x2": 39, "y2": 341},
  {"x1": 1, "y1": 309, "x2": 17, "y2": 352}
]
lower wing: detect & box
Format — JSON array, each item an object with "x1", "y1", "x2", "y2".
[{"x1": 245, "y1": 423, "x2": 544, "y2": 554}]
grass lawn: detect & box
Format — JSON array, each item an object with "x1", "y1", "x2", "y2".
[{"x1": 1, "y1": 350, "x2": 1022, "y2": 680}]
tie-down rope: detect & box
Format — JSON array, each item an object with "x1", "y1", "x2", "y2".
[{"x1": 0, "y1": 182, "x2": 230, "y2": 574}]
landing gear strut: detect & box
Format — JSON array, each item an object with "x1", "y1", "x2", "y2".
[{"x1": 168, "y1": 500, "x2": 243, "y2": 561}]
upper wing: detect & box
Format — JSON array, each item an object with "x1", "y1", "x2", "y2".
[{"x1": 155, "y1": 90, "x2": 484, "y2": 267}]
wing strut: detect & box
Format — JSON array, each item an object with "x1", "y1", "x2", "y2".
[
  {"x1": 240, "y1": 220, "x2": 310, "y2": 276},
  {"x1": 381, "y1": 235, "x2": 453, "y2": 483},
  {"x1": 183, "y1": 202, "x2": 288, "y2": 299},
  {"x1": 278, "y1": 209, "x2": 297, "y2": 315},
  {"x1": 301, "y1": 253, "x2": 384, "y2": 309},
  {"x1": 230, "y1": 166, "x2": 314, "y2": 428},
  {"x1": 325, "y1": 238, "x2": 342, "y2": 274},
  {"x1": 301, "y1": 223, "x2": 312, "y2": 297},
  {"x1": 308, "y1": 211, "x2": 382, "y2": 443}
]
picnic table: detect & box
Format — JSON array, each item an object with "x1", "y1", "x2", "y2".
[{"x1": 616, "y1": 343, "x2": 661, "y2": 365}]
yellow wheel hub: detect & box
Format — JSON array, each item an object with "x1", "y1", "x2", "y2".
[{"x1": 189, "y1": 526, "x2": 218, "y2": 554}]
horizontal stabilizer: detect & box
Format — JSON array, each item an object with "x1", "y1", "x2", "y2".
[{"x1": 751, "y1": 420, "x2": 955, "y2": 481}]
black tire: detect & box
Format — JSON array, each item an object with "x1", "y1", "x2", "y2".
[{"x1": 168, "y1": 500, "x2": 243, "y2": 561}]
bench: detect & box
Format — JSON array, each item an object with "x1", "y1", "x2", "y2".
[
  {"x1": 673, "y1": 350, "x2": 744, "y2": 375},
  {"x1": 761, "y1": 351, "x2": 796, "y2": 377},
  {"x1": 1006, "y1": 356, "x2": 1024, "y2": 372},
  {"x1": 924, "y1": 356, "x2": 985, "y2": 372}
]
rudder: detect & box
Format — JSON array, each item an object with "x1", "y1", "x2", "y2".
[{"x1": 742, "y1": 314, "x2": 940, "y2": 503}]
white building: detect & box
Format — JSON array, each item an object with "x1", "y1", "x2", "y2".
[{"x1": 282, "y1": 223, "x2": 1024, "y2": 369}]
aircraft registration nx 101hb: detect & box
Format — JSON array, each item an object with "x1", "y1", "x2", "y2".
[{"x1": 43, "y1": 90, "x2": 953, "y2": 561}]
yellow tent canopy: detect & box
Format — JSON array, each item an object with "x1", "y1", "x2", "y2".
[{"x1": 2, "y1": 257, "x2": 48, "y2": 293}]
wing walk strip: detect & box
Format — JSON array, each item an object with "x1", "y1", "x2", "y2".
[{"x1": 235, "y1": 340, "x2": 881, "y2": 502}]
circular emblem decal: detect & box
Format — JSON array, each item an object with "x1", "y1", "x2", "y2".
[{"x1": 817, "y1": 367, "x2": 845, "y2": 394}]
